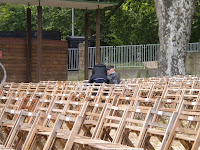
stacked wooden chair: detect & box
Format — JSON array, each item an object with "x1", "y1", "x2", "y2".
[{"x1": 1, "y1": 76, "x2": 200, "y2": 149}]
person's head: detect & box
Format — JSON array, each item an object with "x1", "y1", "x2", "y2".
[{"x1": 107, "y1": 65, "x2": 115, "y2": 75}]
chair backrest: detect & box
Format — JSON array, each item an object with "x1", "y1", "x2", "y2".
[
  {"x1": 74, "y1": 83, "x2": 90, "y2": 96},
  {"x1": 115, "y1": 96, "x2": 136, "y2": 107},
  {"x1": 45, "y1": 84, "x2": 57, "y2": 94},
  {"x1": 80, "y1": 102, "x2": 107, "y2": 137},
  {"x1": 2, "y1": 83, "x2": 13, "y2": 92},
  {"x1": 8, "y1": 83, "x2": 21, "y2": 93},
  {"x1": 167, "y1": 81, "x2": 182, "y2": 88},
  {"x1": 84, "y1": 85, "x2": 102, "y2": 102},
  {"x1": 0, "y1": 93, "x2": 11, "y2": 111},
  {"x1": 115, "y1": 106, "x2": 151, "y2": 147},
  {"x1": 92, "y1": 104, "x2": 128, "y2": 142},
  {"x1": 134, "y1": 97, "x2": 161, "y2": 110},
  {"x1": 35, "y1": 99, "x2": 53, "y2": 114},
  {"x1": 20, "y1": 98, "x2": 39, "y2": 112},
  {"x1": 5, "y1": 96, "x2": 24, "y2": 111},
  {"x1": 159, "y1": 87, "x2": 183, "y2": 112},
  {"x1": 18, "y1": 83, "x2": 30, "y2": 93},
  {"x1": 111, "y1": 84, "x2": 126, "y2": 96},
  {"x1": 24, "y1": 83, "x2": 38, "y2": 98},
  {"x1": 53, "y1": 84, "x2": 65, "y2": 94},
  {"x1": 63, "y1": 84, "x2": 76, "y2": 95},
  {"x1": 41, "y1": 101, "x2": 90, "y2": 150},
  {"x1": 30, "y1": 91, "x2": 45, "y2": 100},
  {"x1": 163, "y1": 87, "x2": 183, "y2": 100},
  {"x1": 5, "y1": 110, "x2": 44, "y2": 149},
  {"x1": 0, "y1": 108, "x2": 22, "y2": 128},
  {"x1": 136, "y1": 83, "x2": 154, "y2": 99},
  {"x1": 163, "y1": 106, "x2": 200, "y2": 150},
  {"x1": 137, "y1": 109, "x2": 178, "y2": 149},
  {"x1": 98, "y1": 84, "x2": 113, "y2": 97},
  {"x1": 0, "y1": 90, "x2": 10, "y2": 97},
  {"x1": 148, "y1": 84, "x2": 167, "y2": 99},
  {"x1": 123, "y1": 84, "x2": 139, "y2": 97},
  {"x1": 182, "y1": 80, "x2": 196, "y2": 88}
]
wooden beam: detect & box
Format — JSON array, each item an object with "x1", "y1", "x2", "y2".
[
  {"x1": 180, "y1": 140, "x2": 192, "y2": 150},
  {"x1": 66, "y1": 42, "x2": 68, "y2": 81},
  {"x1": 96, "y1": 7, "x2": 101, "y2": 64},
  {"x1": 144, "y1": 136, "x2": 155, "y2": 150},
  {"x1": 84, "y1": 11, "x2": 89, "y2": 80},
  {"x1": 26, "y1": 7, "x2": 32, "y2": 82},
  {"x1": 37, "y1": 5, "x2": 42, "y2": 82}
]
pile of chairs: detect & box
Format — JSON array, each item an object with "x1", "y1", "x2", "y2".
[{"x1": 0, "y1": 75, "x2": 200, "y2": 150}]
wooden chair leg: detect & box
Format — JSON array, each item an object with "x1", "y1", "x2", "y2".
[
  {"x1": 160, "y1": 112, "x2": 178, "y2": 150},
  {"x1": 144, "y1": 136, "x2": 155, "y2": 150},
  {"x1": 36, "y1": 137, "x2": 45, "y2": 150},
  {"x1": 124, "y1": 135, "x2": 135, "y2": 147},
  {"x1": 180, "y1": 140, "x2": 192, "y2": 150},
  {"x1": 64, "y1": 116, "x2": 84, "y2": 150},
  {"x1": 22, "y1": 113, "x2": 44, "y2": 150},
  {"x1": 136, "y1": 109, "x2": 153, "y2": 148},
  {"x1": 43, "y1": 119, "x2": 63, "y2": 150},
  {"x1": 16, "y1": 134, "x2": 26, "y2": 150},
  {"x1": 4, "y1": 115, "x2": 25, "y2": 147},
  {"x1": 58, "y1": 139, "x2": 66, "y2": 147},
  {"x1": 191, "y1": 128, "x2": 200, "y2": 150}
]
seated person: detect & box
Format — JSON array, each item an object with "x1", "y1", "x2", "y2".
[
  {"x1": 88, "y1": 64, "x2": 109, "y2": 83},
  {"x1": 107, "y1": 65, "x2": 120, "y2": 84}
]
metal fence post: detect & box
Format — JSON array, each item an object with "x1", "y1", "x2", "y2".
[
  {"x1": 199, "y1": 39, "x2": 200, "y2": 51},
  {"x1": 114, "y1": 46, "x2": 116, "y2": 68},
  {"x1": 143, "y1": 45, "x2": 146, "y2": 69}
]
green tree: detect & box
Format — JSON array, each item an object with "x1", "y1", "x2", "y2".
[
  {"x1": 190, "y1": 0, "x2": 200, "y2": 42},
  {"x1": 0, "y1": 0, "x2": 199, "y2": 45},
  {"x1": 0, "y1": 4, "x2": 26, "y2": 31}
]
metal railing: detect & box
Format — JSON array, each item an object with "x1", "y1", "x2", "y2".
[
  {"x1": 88, "y1": 47, "x2": 96, "y2": 69},
  {"x1": 88, "y1": 43, "x2": 199, "y2": 69},
  {"x1": 188, "y1": 42, "x2": 200, "y2": 52},
  {"x1": 88, "y1": 44, "x2": 160, "y2": 69},
  {"x1": 114, "y1": 45, "x2": 144, "y2": 68},
  {"x1": 68, "y1": 48, "x2": 79, "y2": 70},
  {"x1": 68, "y1": 42, "x2": 200, "y2": 70}
]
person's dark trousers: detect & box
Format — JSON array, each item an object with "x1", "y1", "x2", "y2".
[{"x1": 94, "y1": 78, "x2": 106, "y2": 83}]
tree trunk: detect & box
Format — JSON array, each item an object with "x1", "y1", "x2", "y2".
[{"x1": 154, "y1": 0, "x2": 195, "y2": 76}]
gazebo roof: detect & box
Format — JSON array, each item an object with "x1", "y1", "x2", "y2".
[{"x1": 0, "y1": 0, "x2": 118, "y2": 10}]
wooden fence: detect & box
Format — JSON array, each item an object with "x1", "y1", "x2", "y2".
[{"x1": 0, "y1": 38, "x2": 68, "y2": 82}]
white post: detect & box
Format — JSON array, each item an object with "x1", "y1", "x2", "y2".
[{"x1": 72, "y1": 8, "x2": 74, "y2": 36}]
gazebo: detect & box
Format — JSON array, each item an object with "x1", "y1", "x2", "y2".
[{"x1": 0, "y1": 0, "x2": 118, "y2": 82}]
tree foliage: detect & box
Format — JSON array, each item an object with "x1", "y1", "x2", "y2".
[
  {"x1": 0, "y1": 0, "x2": 199, "y2": 45},
  {"x1": 190, "y1": 0, "x2": 200, "y2": 42}
]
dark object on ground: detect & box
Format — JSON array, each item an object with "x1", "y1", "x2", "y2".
[
  {"x1": 89, "y1": 64, "x2": 109, "y2": 83},
  {"x1": 66, "y1": 36, "x2": 95, "y2": 48}
]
